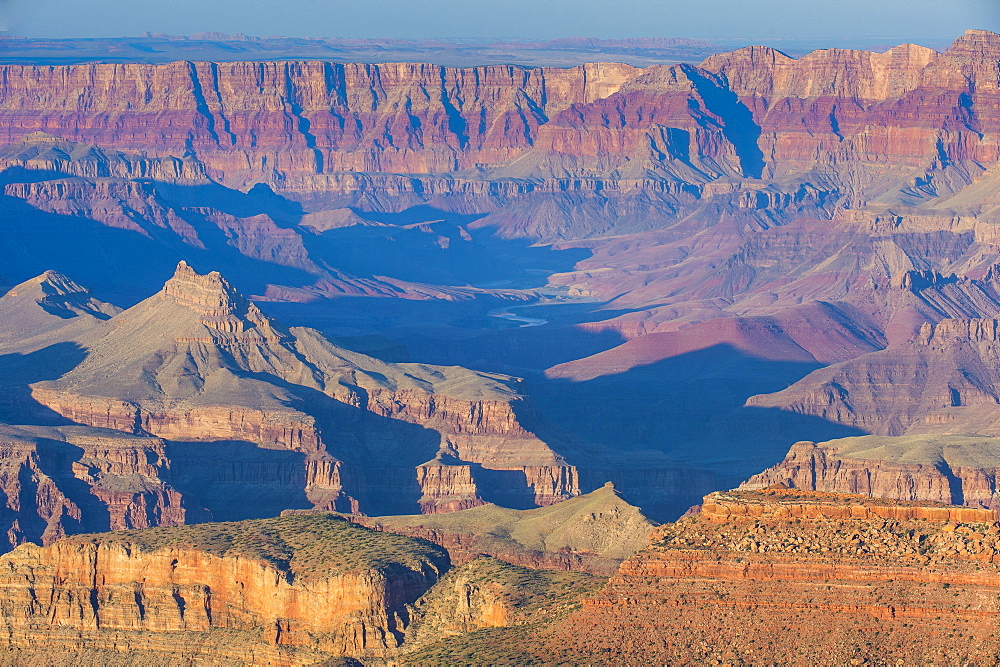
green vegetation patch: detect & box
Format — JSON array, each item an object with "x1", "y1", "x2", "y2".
[
  {"x1": 65, "y1": 514, "x2": 449, "y2": 582},
  {"x1": 453, "y1": 557, "x2": 605, "y2": 614},
  {"x1": 402, "y1": 626, "x2": 544, "y2": 666},
  {"x1": 377, "y1": 483, "x2": 656, "y2": 561},
  {"x1": 818, "y1": 433, "x2": 1000, "y2": 468},
  {"x1": 404, "y1": 557, "x2": 605, "y2": 665}
]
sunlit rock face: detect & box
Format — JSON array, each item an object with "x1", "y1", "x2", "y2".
[
  {"x1": 530, "y1": 488, "x2": 1000, "y2": 664},
  {"x1": 0, "y1": 515, "x2": 451, "y2": 663}
]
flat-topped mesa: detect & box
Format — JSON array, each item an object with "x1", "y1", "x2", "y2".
[
  {"x1": 162, "y1": 260, "x2": 279, "y2": 338},
  {"x1": 741, "y1": 435, "x2": 1000, "y2": 510},
  {"x1": 916, "y1": 318, "x2": 1000, "y2": 346},
  {"x1": 701, "y1": 487, "x2": 998, "y2": 524}
]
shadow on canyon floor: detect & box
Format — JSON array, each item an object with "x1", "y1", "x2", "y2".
[
  {"x1": 263, "y1": 296, "x2": 631, "y2": 375},
  {"x1": 0, "y1": 170, "x2": 318, "y2": 305},
  {"x1": 165, "y1": 440, "x2": 313, "y2": 522},
  {"x1": 302, "y1": 204, "x2": 592, "y2": 289},
  {"x1": 518, "y1": 343, "x2": 867, "y2": 494},
  {"x1": 0, "y1": 344, "x2": 86, "y2": 425},
  {"x1": 217, "y1": 369, "x2": 447, "y2": 517}
]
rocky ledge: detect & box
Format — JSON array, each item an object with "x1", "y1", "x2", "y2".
[
  {"x1": 428, "y1": 488, "x2": 1000, "y2": 664},
  {"x1": 0, "y1": 514, "x2": 449, "y2": 664},
  {"x1": 744, "y1": 435, "x2": 1000, "y2": 509},
  {"x1": 553, "y1": 487, "x2": 1000, "y2": 664}
]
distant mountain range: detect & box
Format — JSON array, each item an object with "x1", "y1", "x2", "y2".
[
  {"x1": 0, "y1": 32, "x2": 957, "y2": 67},
  {"x1": 0, "y1": 33, "x2": 723, "y2": 67}
]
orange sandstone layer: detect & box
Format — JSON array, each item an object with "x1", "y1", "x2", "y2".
[
  {"x1": 0, "y1": 514, "x2": 449, "y2": 665},
  {"x1": 530, "y1": 488, "x2": 1000, "y2": 664}
]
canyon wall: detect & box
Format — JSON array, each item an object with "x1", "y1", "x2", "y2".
[
  {"x1": 0, "y1": 61, "x2": 638, "y2": 184},
  {"x1": 748, "y1": 318, "x2": 1000, "y2": 436},
  {"x1": 0, "y1": 424, "x2": 188, "y2": 550},
  {"x1": 0, "y1": 514, "x2": 450, "y2": 664},
  {"x1": 0, "y1": 31, "x2": 993, "y2": 233},
  {"x1": 510, "y1": 488, "x2": 1000, "y2": 664},
  {"x1": 743, "y1": 437, "x2": 1000, "y2": 509}
]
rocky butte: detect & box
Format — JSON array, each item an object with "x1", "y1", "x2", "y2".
[{"x1": 9, "y1": 262, "x2": 569, "y2": 519}]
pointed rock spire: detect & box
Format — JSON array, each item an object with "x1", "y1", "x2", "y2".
[
  {"x1": 161, "y1": 261, "x2": 279, "y2": 338},
  {"x1": 163, "y1": 260, "x2": 246, "y2": 317}
]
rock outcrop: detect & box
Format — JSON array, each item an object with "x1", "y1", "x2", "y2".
[
  {"x1": 416, "y1": 488, "x2": 1000, "y2": 664},
  {"x1": 743, "y1": 435, "x2": 1000, "y2": 509},
  {"x1": 748, "y1": 318, "x2": 1000, "y2": 436},
  {"x1": 0, "y1": 514, "x2": 450, "y2": 664},
  {"x1": 401, "y1": 556, "x2": 602, "y2": 657},
  {"x1": 20, "y1": 263, "x2": 641, "y2": 519},
  {"x1": 0, "y1": 423, "x2": 187, "y2": 550},
  {"x1": 327, "y1": 482, "x2": 657, "y2": 576}
]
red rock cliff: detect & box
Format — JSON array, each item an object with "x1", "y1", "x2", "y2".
[{"x1": 0, "y1": 514, "x2": 449, "y2": 664}]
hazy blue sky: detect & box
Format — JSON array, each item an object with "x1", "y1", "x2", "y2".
[{"x1": 2, "y1": 0, "x2": 996, "y2": 42}]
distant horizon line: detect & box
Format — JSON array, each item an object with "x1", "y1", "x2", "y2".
[{"x1": 0, "y1": 31, "x2": 988, "y2": 45}]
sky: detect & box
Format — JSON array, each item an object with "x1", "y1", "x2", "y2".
[{"x1": 1, "y1": 0, "x2": 996, "y2": 42}]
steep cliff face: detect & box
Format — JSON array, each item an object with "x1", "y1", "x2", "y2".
[
  {"x1": 0, "y1": 33, "x2": 992, "y2": 242},
  {"x1": 422, "y1": 488, "x2": 1000, "y2": 664},
  {"x1": 743, "y1": 435, "x2": 1000, "y2": 509},
  {"x1": 748, "y1": 318, "x2": 1000, "y2": 436},
  {"x1": 0, "y1": 61, "x2": 637, "y2": 183},
  {"x1": 0, "y1": 514, "x2": 449, "y2": 664},
  {"x1": 700, "y1": 38, "x2": 1000, "y2": 194},
  {"x1": 0, "y1": 424, "x2": 187, "y2": 551}
]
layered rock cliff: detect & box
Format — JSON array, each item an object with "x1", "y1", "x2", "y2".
[
  {"x1": 0, "y1": 32, "x2": 994, "y2": 242},
  {"x1": 416, "y1": 488, "x2": 1000, "y2": 664},
  {"x1": 0, "y1": 423, "x2": 187, "y2": 551},
  {"x1": 0, "y1": 60, "x2": 637, "y2": 184},
  {"x1": 0, "y1": 514, "x2": 449, "y2": 664},
  {"x1": 22, "y1": 263, "x2": 609, "y2": 517},
  {"x1": 748, "y1": 318, "x2": 1000, "y2": 436},
  {"x1": 743, "y1": 435, "x2": 1000, "y2": 509}
]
